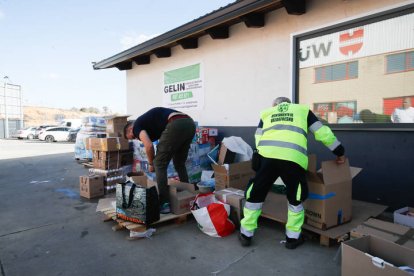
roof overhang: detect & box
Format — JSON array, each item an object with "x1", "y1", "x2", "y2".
[{"x1": 93, "y1": 0, "x2": 306, "y2": 71}]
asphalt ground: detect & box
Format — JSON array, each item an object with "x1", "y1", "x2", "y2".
[{"x1": 0, "y1": 139, "x2": 341, "y2": 276}]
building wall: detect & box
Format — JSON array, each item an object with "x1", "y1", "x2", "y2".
[
  {"x1": 125, "y1": 0, "x2": 414, "y2": 210},
  {"x1": 126, "y1": 0, "x2": 409, "y2": 125}
]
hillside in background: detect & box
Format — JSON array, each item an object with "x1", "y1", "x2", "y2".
[{"x1": 23, "y1": 106, "x2": 107, "y2": 127}]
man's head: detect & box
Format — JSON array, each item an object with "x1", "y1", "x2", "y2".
[
  {"x1": 403, "y1": 97, "x2": 412, "y2": 109},
  {"x1": 272, "y1": 97, "x2": 291, "y2": 107},
  {"x1": 123, "y1": 120, "x2": 135, "y2": 140}
]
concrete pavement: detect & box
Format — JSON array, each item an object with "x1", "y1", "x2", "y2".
[{"x1": 0, "y1": 139, "x2": 341, "y2": 276}]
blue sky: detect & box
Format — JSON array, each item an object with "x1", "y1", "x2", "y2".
[{"x1": 0, "y1": 0, "x2": 235, "y2": 113}]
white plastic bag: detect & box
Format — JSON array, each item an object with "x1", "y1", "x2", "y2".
[{"x1": 221, "y1": 136, "x2": 253, "y2": 162}]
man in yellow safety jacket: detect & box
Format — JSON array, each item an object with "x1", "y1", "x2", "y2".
[{"x1": 239, "y1": 97, "x2": 346, "y2": 249}]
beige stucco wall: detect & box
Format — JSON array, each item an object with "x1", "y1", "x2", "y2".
[{"x1": 126, "y1": 0, "x2": 412, "y2": 126}]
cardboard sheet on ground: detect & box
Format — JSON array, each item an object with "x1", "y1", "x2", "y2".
[
  {"x1": 261, "y1": 192, "x2": 388, "y2": 239},
  {"x1": 96, "y1": 197, "x2": 116, "y2": 212}
]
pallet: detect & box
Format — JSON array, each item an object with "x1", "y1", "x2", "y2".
[
  {"x1": 83, "y1": 162, "x2": 94, "y2": 168},
  {"x1": 101, "y1": 207, "x2": 191, "y2": 240},
  {"x1": 261, "y1": 192, "x2": 387, "y2": 247}
]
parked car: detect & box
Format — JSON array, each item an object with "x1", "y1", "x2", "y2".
[
  {"x1": 12, "y1": 127, "x2": 37, "y2": 140},
  {"x1": 35, "y1": 125, "x2": 57, "y2": 138},
  {"x1": 38, "y1": 127, "x2": 71, "y2": 142}
]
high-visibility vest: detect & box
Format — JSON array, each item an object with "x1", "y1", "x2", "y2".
[{"x1": 256, "y1": 103, "x2": 310, "y2": 169}]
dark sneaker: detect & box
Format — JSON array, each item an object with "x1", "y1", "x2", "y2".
[
  {"x1": 160, "y1": 203, "x2": 171, "y2": 214},
  {"x1": 239, "y1": 232, "x2": 252, "y2": 247},
  {"x1": 285, "y1": 235, "x2": 305, "y2": 249}
]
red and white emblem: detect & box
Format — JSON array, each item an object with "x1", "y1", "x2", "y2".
[{"x1": 339, "y1": 28, "x2": 364, "y2": 56}]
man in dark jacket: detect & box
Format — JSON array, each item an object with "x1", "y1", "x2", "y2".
[{"x1": 124, "y1": 107, "x2": 196, "y2": 214}]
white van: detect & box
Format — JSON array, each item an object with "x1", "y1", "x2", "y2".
[{"x1": 59, "y1": 119, "x2": 82, "y2": 129}]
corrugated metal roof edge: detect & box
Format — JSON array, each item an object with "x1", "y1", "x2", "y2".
[{"x1": 93, "y1": 0, "x2": 279, "y2": 70}]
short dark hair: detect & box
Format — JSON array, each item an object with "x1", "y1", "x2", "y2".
[{"x1": 123, "y1": 120, "x2": 135, "y2": 139}]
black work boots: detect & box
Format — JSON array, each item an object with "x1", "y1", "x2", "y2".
[
  {"x1": 238, "y1": 232, "x2": 252, "y2": 247},
  {"x1": 285, "y1": 235, "x2": 305, "y2": 249}
]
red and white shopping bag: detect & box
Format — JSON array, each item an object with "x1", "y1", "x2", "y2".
[{"x1": 190, "y1": 193, "x2": 235, "y2": 237}]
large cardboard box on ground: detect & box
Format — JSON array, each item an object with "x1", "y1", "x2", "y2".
[
  {"x1": 394, "y1": 207, "x2": 414, "y2": 228},
  {"x1": 105, "y1": 115, "x2": 129, "y2": 137},
  {"x1": 86, "y1": 137, "x2": 129, "y2": 151},
  {"x1": 169, "y1": 182, "x2": 196, "y2": 215},
  {"x1": 342, "y1": 235, "x2": 414, "y2": 276},
  {"x1": 215, "y1": 188, "x2": 245, "y2": 227},
  {"x1": 212, "y1": 162, "x2": 254, "y2": 191},
  {"x1": 351, "y1": 218, "x2": 414, "y2": 250},
  {"x1": 79, "y1": 175, "x2": 104, "y2": 199},
  {"x1": 304, "y1": 155, "x2": 362, "y2": 230}
]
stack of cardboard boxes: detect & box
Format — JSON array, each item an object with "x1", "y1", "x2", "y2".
[{"x1": 79, "y1": 116, "x2": 133, "y2": 199}]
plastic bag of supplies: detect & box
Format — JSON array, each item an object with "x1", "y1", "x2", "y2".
[{"x1": 190, "y1": 193, "x2": 235, "y2": 237}]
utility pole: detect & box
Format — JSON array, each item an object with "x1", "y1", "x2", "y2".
[{"x1": 3, "y1": 76, "x2": 9, "y2": 138}]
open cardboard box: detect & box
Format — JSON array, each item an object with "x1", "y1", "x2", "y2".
[
  {"x1": 304, "y1": 155, "x2": 362, "y2": 230},
  {"x1": 105, "y1": 115, "x2": 129, "y2": 137},
  {"x1": 128, "y1": 172, "x2": 196, "y2": 215},
  {"x1": 212, "y1": 161, "x2": 254, "y2": 191},
  {"x1": 169, "y1": 182, "x2": 196, "y2": 215},
  {"x1": 351, "y1": 218, "x2": 414, "y2": 250},
  {"x1": 342, "y1": 235, "x2": 414, "y2": 276}
]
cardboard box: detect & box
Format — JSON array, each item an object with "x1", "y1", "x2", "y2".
[
  {"x1": 86, "y1": 137, "x2": 129, "y2": 151},
  {"x1": 169, "y1": 182, "x2": 196, "y2": 215},
  {"x1": 218, "y1": 144, "x2": 236, "y2": 164},
  {"x1": 215, "y1": 188, "x2": 245, "y2": 227},
  {"x1": 79, "y1": 175, "x2": 104, "y2": 199},
  {"x1": 304, "y1": 155, "x2": 362, "y2": 230},
  {"x1": 394, "y1": 207, "x2": 414, "y2": 228},
  {"x1": 212, "y1": 161, "x2": 254, "y2": 191},
  {"x1": 96, "y1": 150, "x2": 133, "y2": 161},
  {"x1": 351, "y1": 218, "x2": 414, "y2": 250},
  {"x1": 342, "y1": 235, "x2": 414, "y2": 276},
  {"x1": 92, "y1": 150, "x2": 133, "y2": 169},
  {"x1": 128, "y1": 173, "x2": 157, "y2": 190},
  {"x1": 105, "y1": 115, "x2": 129, "y2": 137}
]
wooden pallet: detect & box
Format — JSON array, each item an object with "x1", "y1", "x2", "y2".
[
  {"x1": 82, "y1": 162, "x2": 94, "y2": 168},
  {"x1": 261, "y1": 192, "x2": 387, "y2": 247},
  {"x1": 101, "y1": 207, "x2": 191, "y2": 240}
]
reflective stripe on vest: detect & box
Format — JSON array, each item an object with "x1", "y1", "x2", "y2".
[
  {"x1": 257, "y1": 104, "x2": 309, "y2": 169},
  {"x1": 309, "y1": 121, "x2": 341, "y2": 150},
  {"x1": 262, "y1": 124, "x2": 307, "y2": 138},
  {"x1": 258, "y1": 140, "x2": 307, "y2": 156}
]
